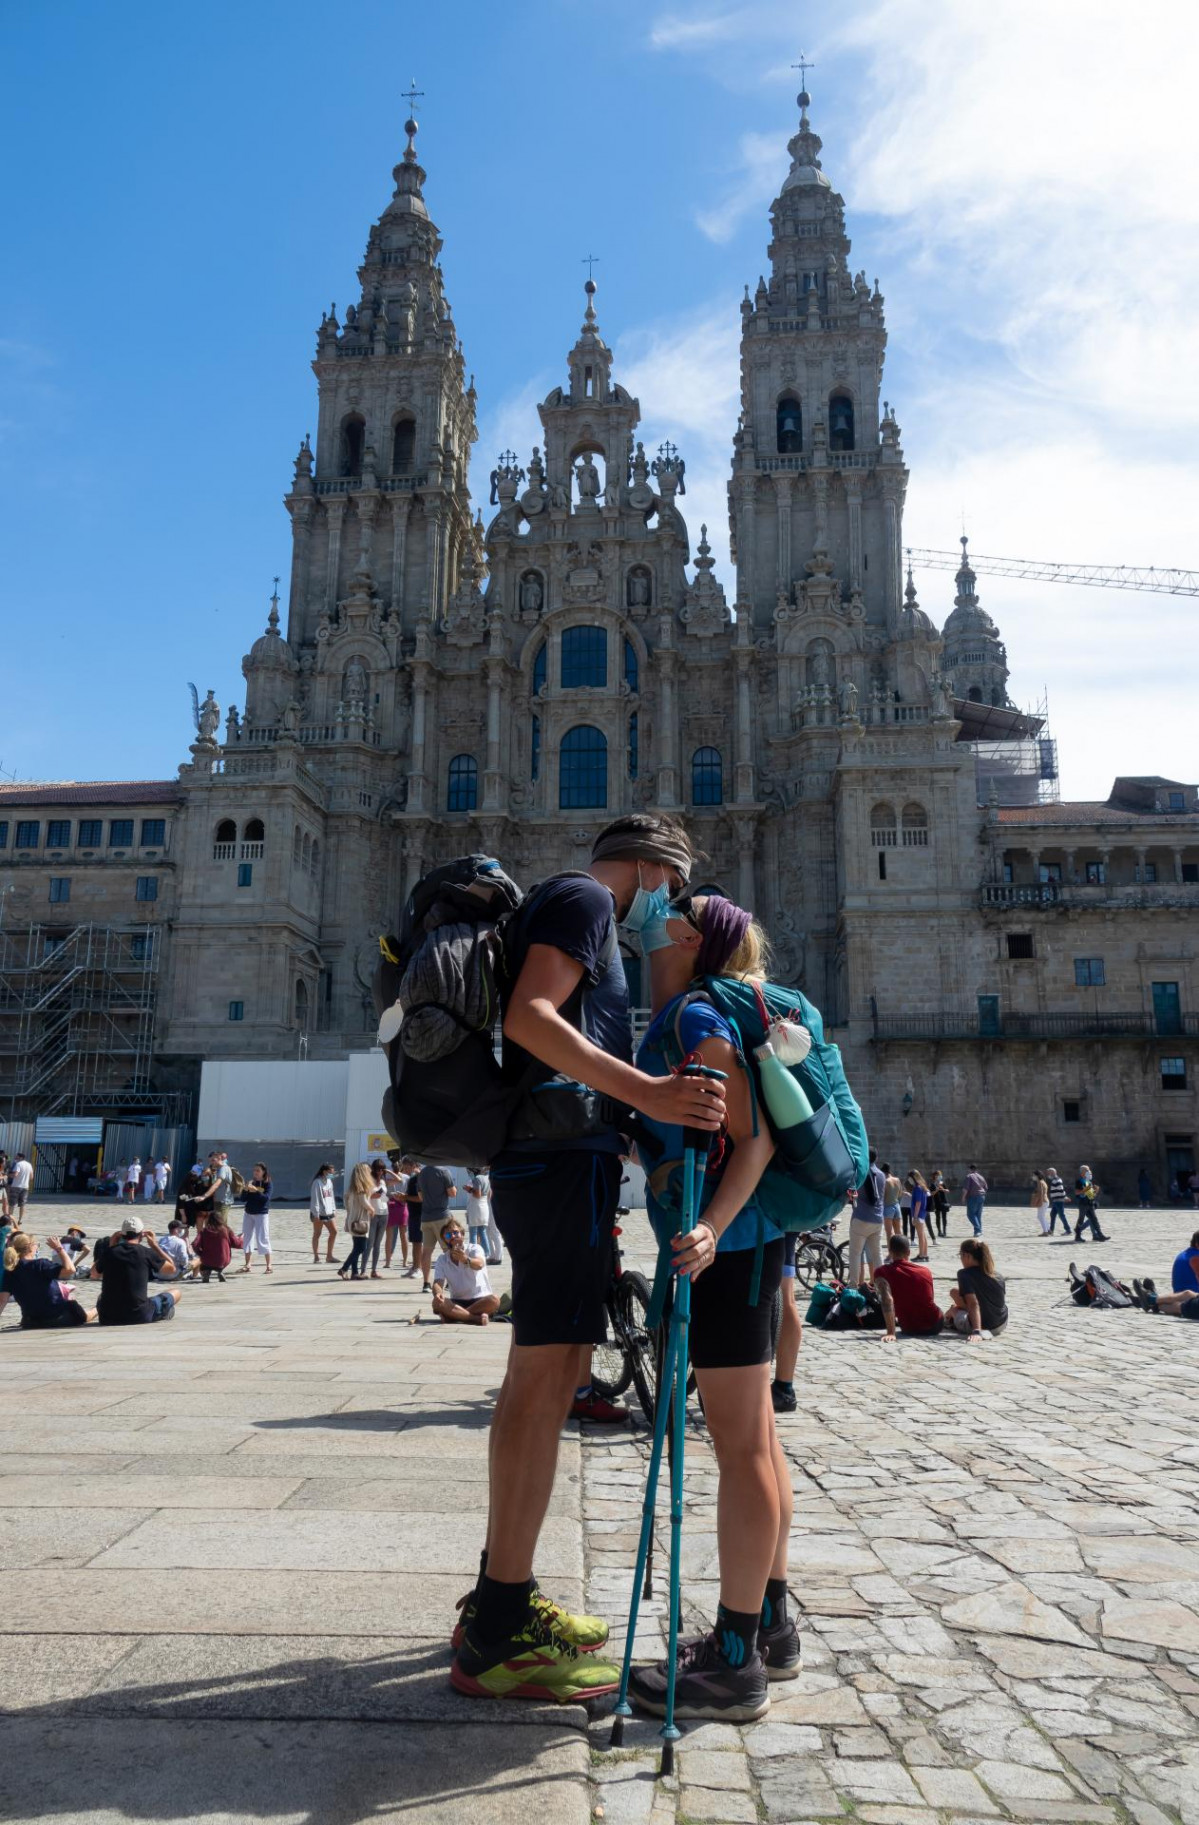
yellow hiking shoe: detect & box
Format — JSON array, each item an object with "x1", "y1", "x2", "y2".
[
  {"x1": 451, "y1": 1583, "x2": 610, "y2": 1653},
  {"x1": 451, "y1": 1613, "x2": 620, "y2": 1703}
]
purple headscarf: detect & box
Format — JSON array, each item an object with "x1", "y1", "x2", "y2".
[{"x1": 695, "y1": 896, "x2": 753, "y2": 978}]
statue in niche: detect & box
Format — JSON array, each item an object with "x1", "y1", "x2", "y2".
[
  {"x1": 225, "y1": 704, "x2": 241, "y2": 742},
  {"x1": 519, "y1": 571, "x2": 543, "y2": 615},
  {"x1": 281, "y1": 699, "x2": 301, "y2": 733},
  {"x1": 399, "y1": 279, "x2": 417, "y2": 342},
  {"x1": 807, "y1": 643, "x2": 833, "y2": 690},
  {"x1": 838, "y1": 676, "x2": 859, "y2": 719},
  {"x1": 343, "y1": 657, "x2": 368, "y2": 708},
  {"x1": 627, "y1": 567, "x2": 651, "y2": 611},
  {"x1": 575, "y1": 454, "x2": 601, "y2": 501},
  {"x1": 550, "y1": 480, "x2": 569, "y2": 509}
]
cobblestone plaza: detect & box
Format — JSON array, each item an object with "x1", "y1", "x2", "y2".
[{"x1": 2, "y1": 1197, "x2": 1196, "y2": 1824}]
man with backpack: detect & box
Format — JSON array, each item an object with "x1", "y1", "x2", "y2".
[{"x1": 450, "y1": 814, "x2": 727, "y2": 1705}]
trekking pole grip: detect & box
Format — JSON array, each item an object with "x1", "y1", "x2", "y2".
[{"x1": 679, "y1": 1063, "x2": 726, "y2": 1161}]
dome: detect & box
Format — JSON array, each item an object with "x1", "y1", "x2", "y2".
[
  {"x1": 245, "y1": 592, "x2": 298, "y2": 672},
  {"x1": 782, "y1": 164, "x2": 832, "y2": 192}
]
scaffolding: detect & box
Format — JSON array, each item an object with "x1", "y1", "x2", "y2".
[
  {"x1": 966, "y1": 691, "x2": 1060, "y2": 808},
  {"x1": 0, "y1": 922, "x2": 188, "y2": 1124}
]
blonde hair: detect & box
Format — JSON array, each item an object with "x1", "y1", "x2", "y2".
[
  {"x1": 345, "y1": 1161, "x2": 375, "y2": 1226},
  {"x1": 692, "y1": 897, "x2": 773, "y2": 982},
  {"x1": 3, "y1": 1231, "x2": 35, "y2": 1273}
]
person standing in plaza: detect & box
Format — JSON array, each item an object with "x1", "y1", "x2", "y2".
[
  {"x1": 907, "y1": 1170, "x2": 933, "y2": 1260},
  {"x1": 384, "y1": 1161, "x2": 409, "y2": 1270},
  {"x1": 1046, "y1": 1166, "x2": 1071, "y2": 1236},
  {"x1": 142, "y1": 1159, "x2": 157, "y2": 1203},
  {"x1": 1031, "y1": 1170, "x2": 1051, "y2": 1235},
  {"x1": 962, "y1": 1164, "x2": 988, "y2": 1235},
  {"x1": 240, "y1": 1163, "x2": 273, "y2": 1274},
  {"x1": 848, "y1": 1151, "x2": 887, "y2": 1286},
  {"x1": 416, "y1": 1161, "x2": 456, "y2": 1294},
  {"x1": 771, "y1": 1236, "x2": 803, "y2": 1414},
  {"x1": 400, "y1": 1157, "x2": 423, "y2": 1276},
  {"x1": 7, "y1": 1153, "x2": 33, "y2": 1221},
  {"x1": 309, "y1": 1162, "x2": 339, "y2": 1264},
  {"x1": 881, "y1": 1162, "x2": 902, "y2": 1241},
  {"x1": 930, "y1": 1169, "x2": 950, "y2": 1239},
  {"x1": 338, "y1": 1162, "x2": 373, "y2": 1281},
  {"x1": 124, "y1": 1158, "x2": 142, "y2": 1204},
  {"x1": 154, "y1": 1156, "x2": 171, "y2": 1205},
  {"x1": 464, "y1": 1170, "x2": 492, "y2": 1255},
  {"x1": 1073, "y1": 1165, "x2": 1110, "y2": 1243},
  {"x1": 364, "y1": 1158, "x2": 393, "y2": 1278},
  {"x1": 451, "y1": 814, "x2": 723, "y2": 1704}
]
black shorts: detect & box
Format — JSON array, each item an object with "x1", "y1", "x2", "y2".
[
  {"x1": 490, "y1": 1150, "x2": 621, "y2": 1347},
  {"x1": 407, "y1": 1208, "x2": 423, "y2": 1243},
  {"x1": 689, "y1": 1238, "x2": 785, "y2": 1370},
  {"x1": 24, "y1": 1300, "x2": 89, "y2": 1330}
]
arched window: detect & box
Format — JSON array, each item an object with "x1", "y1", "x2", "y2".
[
  {"x1": 828, "y1": 391, "x2": 855, "y2": 452},
  {"x1": 776, "y1": 394, "x2": 803, "y2": 455},
  {"x1": 628, "y1": 712, "x2": 639, "y2": 781},
  {"x1": 391, "y1": 414, "x2": 415, "y2": 475},
  {"x1": 692, "y1": 747, "x2": 723, "y2": 806},
  {"x1": 902, "y1": 802, "x2": 929, "y2": 848},
  {"x1": 623, "y1": 637, "x2": 639, "y2": 693},
  {"x1": 561, "y1": 625, "x2": 607, "y2": 689},
  {"x1": 302, "y1": 832, "x2": 312, "y2": 870},
  {"x1": 294, "y1": 979, "x2": 310, "y2": 1029},
  {"x1": 447, "y1": 754, "x2": 478, "y2": 813},
  {"x1": 968, "y1": 685, "x2": 983, "y2": 703},
  {"x1": 532, "y1": 641, "x2": 547, "y2": 696},
  {"x1": 215, "y1": 819, "x2": 236, "y2": 844},
  {"x1": 293, "y1": 825, "x2": 302, "y2": 865},
  {"x1": 244, "y1": 818, "x2": 265, "y2": 843},
  {"x1": 870, "y1": 804, "x2": 898, "y2": 848},
  {"x1": 310, "y1": 839, "x2": 320, "y2": 875},
  {"x1": 340, "y1": 414, "x2": 366, "y2": 478},
  {"x1": 530, "y1": 715, "x2": 541, "y2": 782},
  {"x1": 559, "y1": 725, "x2": 607, "y2": 809}
]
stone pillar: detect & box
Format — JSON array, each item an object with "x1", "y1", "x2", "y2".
[
  {"x1": 390, "y1": 494, "x2": 411, "y2": 615},
  {"x1": 408, "y1": 631, "x2": 433, "y2": 814},
  {"x1": 356, "y1": 491, "x2": 379, "y2": 574},
  {"x1": 655, "y1": 621, "x2": 680, "y2": 806},
  {"x1": 1029, "y1": 849, "x2": 1041, "y2": 884},
  {"x1": 1173, "y1": 849, "x2": 1184, "y2": 883},
  {"x1": 811, "y1": 474, "x2": 829, "y2": 553},
  {"x1": 424, "y1": 500, "x2": 443, "y2": 622},
  {"x1": 287, "y1": 499, "x2": 314, "y2": 638},
  {"x1": 736, "y1": 478, "x2": 758, "y2": 622},
  {"x1": 1135, "y1": 846, "x2": 1147, "y2": 884},
  {"x1": 734, "y1": 630, "x2": 755, "y2": 803},
  {"x1": 482, "y1": 615, "x2": 506, "y2": 812},
  {"x1": 773, "y1": 474, "x2": 792, "y2": 591},
  {"x1": 844, "y1": 474, "x2": 863, "y2": 591},
  {"x1": 1099, "y1": 847, "x2": 1111, "y2": 888},
  {"x1": 1064, "y1": 848, "x2": 1077, "y2": 884},
  {"x1": 324, "y1": 498, "x2": 346, "y2": 615},
  {"x1": 883, "y1": 488, "x2": 901, "y2": 630}
]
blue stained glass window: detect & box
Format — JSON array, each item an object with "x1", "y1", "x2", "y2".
[
  {"x1": 559, "y1": 725, "x2": 607, "y2": 809},
  {"x1": 448, "y1": 754, "x2": 478, "y2": 812},
  {"x1": 691, "y1": 747, "x2": 723, "y2": 806},
  {"x1": 532, "y1": 642, "x2": 547, "y2": 695},
  {"x1": 628, "y1": 713, "x2": 639, "y2": 781},
  {"x1": 624, "y1": 637, "x2": 639, "y2": 693},
  {"x1": 561, "y1": 625, "x2": 607, "y2": 689}
]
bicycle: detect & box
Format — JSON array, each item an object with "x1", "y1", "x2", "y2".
[{"x1": 591, "y1": 1211, "x2": 660, "y2": 1425}]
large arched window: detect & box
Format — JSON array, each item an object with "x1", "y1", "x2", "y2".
[
  {"x1": 901, "y1": 802, "x2": 929, "y2": 847},
  {"x1": 532, "y1": 641, "x2": 547, "y2": 696},
  {"x1": 215, "y1": 819, "x2": 236, "y2": 844},
  {"x1": 692, "y1": 747, "x2": 724, "y2": 806},
  {"x1": 340, "y1": 414, "x2": 366, "y2": 478},
  {"x1": 776, "y1": 394, "x2": 803, "y2": 455},
  {"x1": 561, "y1": 625, "x2": 608, "y2": 688},
  {"x1": 624, "y1": 637, "x2": 639, "y2": 694},
  {"x1": 302, "y1": 832, "x2": 312, "y2": 870},
  {"x1": 870, "y1": 804, "x2": 898, "y2": 848},
  {"x1": 294, "y1": 979, "x2": 310, "y2": 1030},
  {"x1": 391, "y1": 414, "x2": 415, "y2": 475},
  {"x1": 447, "y1": 754, "x2": 478, "y2": 812},
  {"x1": 244, "y1": 818, "x2": 265, "y2": 843},
  {"x1": 828, "y1": 391, "x2": 855, "y2": 452},
  {"x1": 559, "y1": 725, "x2": 607, "y2": 809}
]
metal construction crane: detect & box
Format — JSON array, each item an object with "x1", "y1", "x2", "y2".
[{"x1": 906, "y1": 547, "x2": 1199, "y2": 598}]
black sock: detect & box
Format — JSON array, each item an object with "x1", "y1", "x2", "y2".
[
  {"x1": 715, "y1": 1603, "x2": 760, "y2": 1669},
  {"x1": 773, "y1": 1379, "x2": 793, "y2": 1395},
  {"x1": 473, "y1": 1574, "x2": 534, "y2": 1642},
  {"x1": 475, "y1": 1548, "x2": 487, "y2": 1593},
  {"x1": 761, "y1": 1577, "x2": 789, "y2": 1631}
]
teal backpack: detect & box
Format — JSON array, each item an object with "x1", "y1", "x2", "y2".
[{"x1": 640, "y1": 975, "x2": 869, "y2": 1310}]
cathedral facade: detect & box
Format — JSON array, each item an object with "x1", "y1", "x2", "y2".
[{"x1": 2, "y1": 95, "x2": 1195, "y2": 1193}]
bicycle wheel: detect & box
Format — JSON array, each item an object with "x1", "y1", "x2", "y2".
[
  {"x1": 819, "y1": 1241, "x2": 847, "y2": 1283},
  {"x1": 617, "y1": 1270, "x2": 659, "y2": 1426},
  {"x1": 591, "y1": 1297, "x2": 633, "y2": 1400}
]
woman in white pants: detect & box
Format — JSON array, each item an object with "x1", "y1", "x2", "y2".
[{"x1": 240, "y1": 1163, "x2": 273, "y2": 1274}]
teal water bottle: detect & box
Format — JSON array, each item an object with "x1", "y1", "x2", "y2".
[{"x1": 754, "y1": 1038, "x2": 814, "y2": 1127}]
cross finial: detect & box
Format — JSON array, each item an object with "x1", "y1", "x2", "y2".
[
  {"x1": 402, "y1": 78, "x2": 424, "y2": 118},
  {"x1": 268, "y1": 576, "x2": 280, "y2": 631},
  {"x1": 581, "y1": 253, "x2": 600, "y2": 281},
  {"x1": 792, "y1": 51, "x2": 815, "y2": 88}
]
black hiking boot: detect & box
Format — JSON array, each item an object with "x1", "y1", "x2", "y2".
[{"x1": 628, "y1": 1631, "x2": 769, "y2": 1722}]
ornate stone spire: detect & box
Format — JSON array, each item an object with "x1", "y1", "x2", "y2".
[
  {"x1": 781, "y1": 81, "x2": 832, "y2": 193},
  {"x1": 566, "y1": 273, "x2": 613, "y2": 402},
  {"x1": 941, "y1": 535, "x2": 1010, "y2": 706}
]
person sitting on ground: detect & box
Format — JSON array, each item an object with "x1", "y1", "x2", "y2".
[
  {"x1": 431, "y1": 1216, "x2": 500, "y2": 1325},
  {"x1": 874, "y1": 1233, "x2": 944, "y2": 1341},
  {"x1": 60, "y1": 1225, "x2": 91, "y2": 1272},
  {"x1": 0, "y1": 1230, "x2": 96, "y2": 1327},
  {"x1": 156, "y1": 1218, "x2": 197, "y2": 1281},
  {"x1": 1171, "y1": 1229, "x2": 1199, "y2": 1298},
  {"x1": 194, "y1": 1209, "x2": 236, "y2": 1283},
  {"x1": 91, "y1": 1214, "x2": 180, "y2": 1324},
  {"x1": 309, "y1": 1162, "x2": 339, "y2": 1264},
  {"x1": 1133, "y1": 1230, "x2": 1199, "y2": 1317},
  {"x1": 947, "y1": 1236, "x2": 1009, "y2": 1340}
]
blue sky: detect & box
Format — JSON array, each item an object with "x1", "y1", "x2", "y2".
[{"x1": 2, "y1": 0, "x2": 1196, "y2": 798}]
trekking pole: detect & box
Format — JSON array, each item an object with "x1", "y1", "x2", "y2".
[{"x1": 661, "y1": 1064, "x2": 725, "y2": 1778}]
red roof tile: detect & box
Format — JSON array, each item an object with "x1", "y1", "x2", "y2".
[
  {"x1": 996, "y1": 801, "x2": 1190, "y2": 825},
  {"x1": 0, "y1": 781, "x2": 181, "y2": 808}
]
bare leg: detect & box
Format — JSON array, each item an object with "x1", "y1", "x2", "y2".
[
  {"x1": 484, "y1": 1342, "x2": 579, "y2": 1582},
  {"x1": 325, "y1": 1222, "x2": 338, "y2": 1263},
  {"x1": 696, "y1": 1360, "x2": 781, "y2": 1614},
  {"x1": 433, "y1": 1294, "x2": 472, "y2": 1323},
  {"x1": 775, "y1": 1278, "x2": 802, "y2": 1383},
  {"x1": 768, "y1": 1409, "x2": 792, "y2": 1579}
]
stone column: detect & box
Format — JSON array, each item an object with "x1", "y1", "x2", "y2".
[
  {"x1": 811, "y1": 474, "x2": 829, "y2": 553},
  {"x1": 407, "y1": 630, "x2": 433, "y2": 814},
  {"x1": 1173, "y1": 849, "x2": 1184, "y2": 883},
  {"x1": 736, "y1": 477, "x2": 758, "y2": 622},
  {"x1": 356, "y1": 491, "x2": 379, "y2": 575},
  {"x1": 734, "y1": 628, "x2": 755, "y2": 803},
  {"x1": 482, "y1": 614, "x2": 506, "y2": 812},
  {"x1": 1064, "y1": 848, "x2": 1077, "y2": 884},
  {"x1": 422, "y1": 499, "x2": 443, "y2": 622},
  {"x1": 324, "y1": 498, "x2": 346, "y2": 615},
  {"x1": 773, "y1": 474, "x2": 792, "y2": 591},
  {"x1": 655, "y1": 619, "x2": 680, "y2": 806},
  {"x1": 390, "y1": 493, "x2": 411, "y2": 615},
  {"x1": 287, "y1": 498, "x2": 314, "y2": 637},
  {"x1": 844, "y1": 474, "x2": 863, "y2": 591},
  {"x1": 882, "y1": 487, "x2": 901, "y2": 630},
  {"x1": 1134, "y1": 846, "x2": 1147, "y2": 885}
]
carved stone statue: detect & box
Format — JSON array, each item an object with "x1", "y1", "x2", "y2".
[
  {"x1": 549, "y1": 480, "x2": 569, "y2": 510},
  {"x1": 930, "y1": 671, "x2": 951, "y2": 719},
  {"x1": 575, "y1": 454, "x2": 601, "y2": 501},
  {"x1": 343, "y1": 658, "x2": 368, "y2": 707},
  {"x1": 808, "y1": 646, "x2": 831, "y2": 689},
  {"x1": 838, "y1": 676, "x2": 859, "y2": 719},
  {"x1": 519, "y1": 572, "x2": 543, "y2": 615},
  {"x1": 197, "y1": 689, "x2": 221, "y2": 744},
  {"x1": 225, "y1": 704, "x2": 241, "y2": 742},
  {"x1": 399, "y1": 279, "x2": 417, "y2": 343},
  {"x1": 627, "y1": 567, "x2": 651, "y2": 611},
  {"x1": 281, "y1": 699, "x2": 301, "y2": 733}
]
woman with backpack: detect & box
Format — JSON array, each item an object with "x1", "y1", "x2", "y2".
[{"x1": 627, "y1": 892, "x2": 802, "y2": 1725}]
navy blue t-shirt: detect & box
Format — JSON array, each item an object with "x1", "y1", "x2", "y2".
[
  {"x1": 500, "y1": 873, "x2": 631, "y2": 1152},
  {"x1": 6, "y1": 1257, "x2": 65, "y2": 1323}
]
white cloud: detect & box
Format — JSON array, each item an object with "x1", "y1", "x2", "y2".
[{"x1": 649, "y1": 9, "x2": 749, "y2": 50}]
